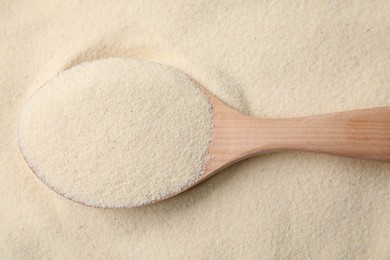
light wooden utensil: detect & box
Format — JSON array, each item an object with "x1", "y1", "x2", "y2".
[
  {"x1": 199, "y1": 87, "x2": 390, "y2": 182},
  {"x1": 18, "y1": 66, "x2": 390, "y2": 208}
]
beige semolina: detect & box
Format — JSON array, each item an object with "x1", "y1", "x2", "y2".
[
  {"x1": 1, "y1": 1, "x2": 390, "y2": 259},
  {"x1": 18, "y1": 58, "x2": 213, "y2": 208}
]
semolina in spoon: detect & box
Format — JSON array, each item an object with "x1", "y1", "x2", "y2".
[{"x1": 18, "y1": 58, "x2": 390, "y2": 209}]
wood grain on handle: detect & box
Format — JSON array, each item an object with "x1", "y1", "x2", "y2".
[
  {"x1": 204, "y1": 94, "x2": 390, "y2": 178},
  {"x1": 257, "y1": 107, "x2": 390, "y2": 161}
]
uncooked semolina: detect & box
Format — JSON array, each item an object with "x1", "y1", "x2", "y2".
[
  {"x1": 2, "y1": 2, "x2": 390, "y2": 259},
  {"x1": 18, "y1": 58, "x2": 213, "y2": 208}
]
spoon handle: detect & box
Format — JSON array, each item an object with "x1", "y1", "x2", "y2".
[{"x1": 262, "y1": 107, "x2": 390, "y2": 161}]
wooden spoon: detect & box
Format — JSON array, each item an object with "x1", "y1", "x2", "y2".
[
  {"x1": 200, "y1": 88, "x2": 390, "y2": 181},
  {"x1": 18, "y1": 60, "x2": 390, "y2": 208}
]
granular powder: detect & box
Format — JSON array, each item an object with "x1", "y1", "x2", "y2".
[
  {"x1": 18, "y1": 58, "x2": 213, "y2": 208},
  {"x1": 2, "y1": 1, "x2": 390, "y2": 259}
]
